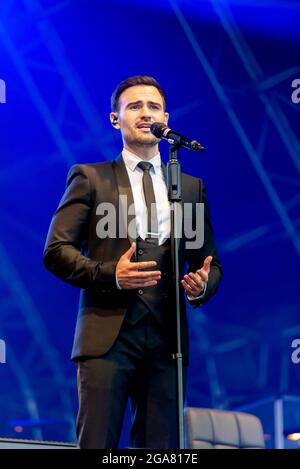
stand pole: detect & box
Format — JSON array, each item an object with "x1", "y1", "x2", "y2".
[{"x1": 167, "y1": 142, "x2": 184, "y2": 449}]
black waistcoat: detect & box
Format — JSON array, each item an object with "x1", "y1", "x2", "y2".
[{"x1": 125, "y1": 237, "x2": 174, "y2": 325}]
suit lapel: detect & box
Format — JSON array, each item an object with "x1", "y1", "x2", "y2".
[{"x1": 113, "y1": 154, "x2": 137, "y2": 245}]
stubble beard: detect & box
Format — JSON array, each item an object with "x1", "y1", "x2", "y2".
[{"x1": 127, "y1": 133, "x2": 159, "y2": 148}]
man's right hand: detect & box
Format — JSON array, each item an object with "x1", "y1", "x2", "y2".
[{"x1": 116, "y1": 242, "x2": 161, "y2": 290}]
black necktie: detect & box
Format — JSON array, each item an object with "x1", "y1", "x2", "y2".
[{"x1": 137, "y1": 161, "x2": 159, "y2": 244}]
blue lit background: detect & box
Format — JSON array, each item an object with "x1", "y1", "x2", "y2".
[{"x1": 0, "y1": 0, "x2": 299, "y2": 448}]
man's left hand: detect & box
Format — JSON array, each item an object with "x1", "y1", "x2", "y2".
[{"x1": 181, "y1": 256, "x2": 213, "y2": 298}]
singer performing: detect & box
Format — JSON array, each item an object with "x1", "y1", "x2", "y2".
[{"x1": 43, "y1": 75, "x2": 222, "y2": 449}]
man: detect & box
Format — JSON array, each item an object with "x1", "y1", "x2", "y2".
[{"x1": 43, "y1": 75, "x2": 222, "y2": 449}]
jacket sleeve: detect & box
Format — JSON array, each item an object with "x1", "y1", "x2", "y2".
[
  {"x1": 43, "y1": 164, "x2": 117, "y2": 289},
  {"x1": 185, "y1": 180, "x2": 222, "y2": 308}
]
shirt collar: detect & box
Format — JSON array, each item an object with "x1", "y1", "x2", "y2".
[{"x1": 122, "y1": 148, "x2": 161, "y2": 174}]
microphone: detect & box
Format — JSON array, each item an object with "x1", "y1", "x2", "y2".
[{"x1": 150, "y1": 122, "x2": 205, "y2": 152}]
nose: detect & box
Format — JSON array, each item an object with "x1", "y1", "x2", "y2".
[{"x1": 139, "y1": 104, "x2": 151, "y2": 119}]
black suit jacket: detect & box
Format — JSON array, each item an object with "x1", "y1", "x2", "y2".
[{"x1": 43, "y1": 155, "x2": 222, "y2": 360}]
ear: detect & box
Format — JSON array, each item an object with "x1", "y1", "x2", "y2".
[
  {"x1": 164, "y1": 112, "x2": 169, "y2": 126},
  {"x1": 110, "y1": 112, "x2": 120, "y2": 128}
]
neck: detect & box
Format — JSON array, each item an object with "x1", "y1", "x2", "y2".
[{"x1": 124, "y1": 142, "x2": 159, "y2": 160}]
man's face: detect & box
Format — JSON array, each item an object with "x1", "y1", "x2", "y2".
[{"x1": 112, "y1": 85, "x2": 169, "y2": 149}]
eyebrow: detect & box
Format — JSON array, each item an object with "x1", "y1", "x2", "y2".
[{"x1": 126, "y1": 100, "x2": 162, "y2": 108}]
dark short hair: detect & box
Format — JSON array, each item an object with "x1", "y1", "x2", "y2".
[{"x1": 111, "y1": 75, "x2": 166, "y2": 112}]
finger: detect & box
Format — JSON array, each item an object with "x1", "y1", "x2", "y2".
[
  {"x1": 123, "y1": 242, "x2": 136, "y2": 260},
  {"x1": 183, "y1": 274, "x2": 197, "y2": 289},
  {"x1": 188, "y1": 272, "x2": 204, "y2": 287},
  {"x1": 129, "y1": 261, "x2": 158, "y2": 270},
  {"x1": 129, "y1": 271, "x2": 161, "y2": 280},
  {"x1": 138, "y1": 278, "x2": 160, "y2": 287},
  {"x1": 124, "y1": 280, "x2": 158, "y2": 289},
  {"x1": 203, "y1": 255, "x2": 213, "y2": 272},
  {"x1": 183, "y1": 277, "x2": 199, "y2": 295},
  {"x1": 120, "y1": 273, "x2": 161, "y2": 284},
  {"x1": 181, "y1": 279, "x2": 203, "y2": 297},
  {"x1": 181, "y1": 279, "x2": 197, "y2": 295},
  {"x1": 196, "y1": 257, "x2": 212, "y2": 277},
  {"x1": 181, "y1": 279, "x2": 191, "y2": 291},
  {"x1": 143, "y1": 280, "x2": 159, "y2": 287}
]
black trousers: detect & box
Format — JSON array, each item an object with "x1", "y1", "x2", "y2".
[{"x1": 76, "y1": 314, "x2": 186, "y2": 449}]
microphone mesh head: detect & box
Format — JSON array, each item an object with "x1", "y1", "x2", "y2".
[{"x1": 150, "y1": 122, "x2": 167, "y2": 138}]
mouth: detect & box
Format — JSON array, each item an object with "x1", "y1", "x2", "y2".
[{"x1": 136, "y1": 123, "x2": 152, "y2": 129}]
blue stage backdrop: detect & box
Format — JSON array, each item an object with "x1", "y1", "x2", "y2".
[{"x1": 0, "y1": 0, "x2": 299, "y2": 448}]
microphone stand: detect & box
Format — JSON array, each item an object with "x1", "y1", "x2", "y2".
[{"x1": 167, "y1": 137, "x2": 185, "y2": 449}]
